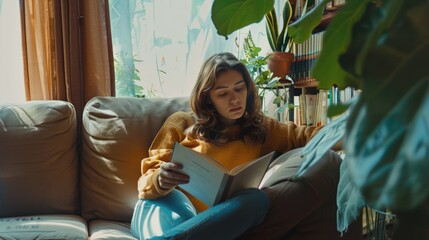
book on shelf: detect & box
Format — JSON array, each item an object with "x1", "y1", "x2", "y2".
[
  {"x1": 305, "y1": 94, "x2": 316, "y2": 126},
  {"x1": 290, "y1": 31, "x2": 324, "y2": 87},
  {"x1": 170, "y1": 142, "x2": 275, "y2": 207},
  {"x1": 293, "y1": 90, "x2": 329, "y2": 127},
  {"x1": 293, "y1": 95, "x2": 301, "y2": 126}
]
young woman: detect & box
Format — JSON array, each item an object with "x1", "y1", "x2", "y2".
[{"x1": 131, "y1": 52, "x2": 361, "y2": 239}]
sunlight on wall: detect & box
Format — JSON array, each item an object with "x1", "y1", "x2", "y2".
[{"x1": 0, "y1": 0, "x2": 25, "y2": 104}]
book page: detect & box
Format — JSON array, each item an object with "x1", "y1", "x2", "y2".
[{"x1": 170, "y1": 143, "x2": 228, "y2": 206}]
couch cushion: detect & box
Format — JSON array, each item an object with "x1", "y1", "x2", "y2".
[
  {"x1": 81, "y1": 96, "x2": 190, "y2": 221},
  {"x1": 0, "y1": 101, "x2": 79, "y2": 218},
  {"x1": 0, "y1": 214, "x2": 87, "y2": 240},
  {"x1": 259, "y1": 147, "x2": 303, "y2": 188},
  {"x1": 89, "y1": 220, "x2": 137, "y2": 240}
]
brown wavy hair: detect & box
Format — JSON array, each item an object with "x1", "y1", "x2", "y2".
[{"x1": 188, "y1": 52, "x2": 267, "y2": 144}]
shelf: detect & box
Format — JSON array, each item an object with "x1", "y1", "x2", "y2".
[
  {"x1": 294, "y1": 79, "x2": 318, "y2": 88},
  {"x1": 292, "y1": 7, "x2": 344, "y2": 88}
]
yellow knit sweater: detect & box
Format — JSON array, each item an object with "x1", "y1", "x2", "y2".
[{"x1": 138, "y1": 111, "x2": 319, "y2": 212}]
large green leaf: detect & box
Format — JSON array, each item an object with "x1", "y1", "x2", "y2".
[
  {"x1": 295, "y1": 112, "x2": 348, "y2": 177},
  {"x1": 311, "y1": 0, "x2": 371, "y2": 90},
  {"x1": 346, "y1": 77, "x2": 429, "y2": 211},
  {"x1": 336, "y1": 156, "x2": 365, "y2": 234},
  {"x1": 344, "y1": 0, "x2": 429, "y2": 210},
  {"x1": 276, "y1": 1, "x2": 292, "y2": 52},
  {"x1": 265, "y1": 9, "x2": 279, "y2": 51},
  {"x1": 211, "y1": 0, "x2": 274, "y2": 38},
  {"x1": 288, "y1": 0, "x2": 331, "y2": 44}
]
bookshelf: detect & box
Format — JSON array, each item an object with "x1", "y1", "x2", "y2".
[
  {"x1": 291, "y1": 85, "x2": 361, "y2": 126},
  {"x1": 286, "y1": 1, "x2": 346, "y2": 126},
  {"x1": 289, "y1": 30, "x2": 324, "y2": 88},
  {"x1": 289, "y1": 5, "x2": 343, "y2": 89}
]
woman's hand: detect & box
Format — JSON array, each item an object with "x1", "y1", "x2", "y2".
[{"x1": 158, "y1": 162, "x2": 189, "y2": 189}]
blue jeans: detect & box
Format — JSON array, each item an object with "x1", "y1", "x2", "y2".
[{"x1": 131, "y1": 188, "x2": 269, "y2": 240}]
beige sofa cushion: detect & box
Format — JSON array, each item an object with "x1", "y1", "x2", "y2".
[
  {"x1": 81, "y1": 96, "x2": 190, "y2": 222},
  {"x1": 0, "y1": 214, "x2": 87, "y2": 240},
  {"x1": 0, "y1": 101, "x2": 79, "y2": 218}
]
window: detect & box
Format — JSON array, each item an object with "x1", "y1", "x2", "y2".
[
  {"x1": 0, "y1": 0, "x2": 25, "y2": 104},
  {"x1": 108, "y1": 0, "x2": 271, "y2": 98}
]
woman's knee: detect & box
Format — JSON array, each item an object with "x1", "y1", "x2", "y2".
[{"x1": 131, "y1": 189, "x2": 197, "y2": 239}]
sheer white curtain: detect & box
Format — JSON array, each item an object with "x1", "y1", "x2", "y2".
[
  {"x1": 0, "y1": 0, "x2": 25, "y2": 104},
  {"x1": 109, "y1": 0, "x2": 271, "y2": 98}
]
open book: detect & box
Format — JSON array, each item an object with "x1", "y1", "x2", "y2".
[{"x1": 170, "y1": 142, "x2": 275, "y2": 206}]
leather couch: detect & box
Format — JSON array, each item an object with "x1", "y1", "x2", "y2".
[{"x1": 0, "y1": 96, "x2": 190, "y2": 239}]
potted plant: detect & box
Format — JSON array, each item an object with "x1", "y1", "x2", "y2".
[{"x1": 264, "y1": 0, "x2": 294, "y2": 82}]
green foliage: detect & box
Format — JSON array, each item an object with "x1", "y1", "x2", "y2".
[
  {"x1": 266, "y1": 0, "x2": 332, "y2": 52},
  {"x1": 114, "y1": 51, "x2": 155, "y2": 98},
  {"x1": 215, "y1": 0, "x2": 429, "y2": 232},
  {"x1": 211, "y1": 0, "x2": 274, "y2": 39},
  {"x1": 297, "y1": 0, "x2": 429, "y2": 232},
  {"x1": 327, "y1": 103, "x2": 349, "y2": 117},
  {"x1": 212, "y1": 0, "x2": 332, "y2": 52},
  {"x1": 341, "y1": 0, "x2": 429, "y2": 211},
  {"x1": 241, "y1": 32, "x2": 272, "y2": 88},
  {"x1": 265, "y1": 1, "x2": 293, "y2": 52},
  {"x1": 311, "y1": 0, "x2": 370, "y2": 90},
  {"x1": 240, "y1": 32, "x2": 292, "y2": 116},
  {"x1": 288, "y1": 0, "x2": 332, "y2": 43}
]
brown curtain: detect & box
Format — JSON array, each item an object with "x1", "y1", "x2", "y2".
[{"x1": 20, "y1": 0, "x2": 115, "y2": 117}]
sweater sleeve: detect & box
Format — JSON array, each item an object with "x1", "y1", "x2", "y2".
[
  {"x1": 261, "y1": 116, "x2": 322, "y2": 154},
  {"x1": 137, "y1": 111, "x2": 194, "y2": 199}
]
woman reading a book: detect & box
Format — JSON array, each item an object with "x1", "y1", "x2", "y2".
[{"x1": 131, "y1": 52, "x2": 361, "y2": 240}]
